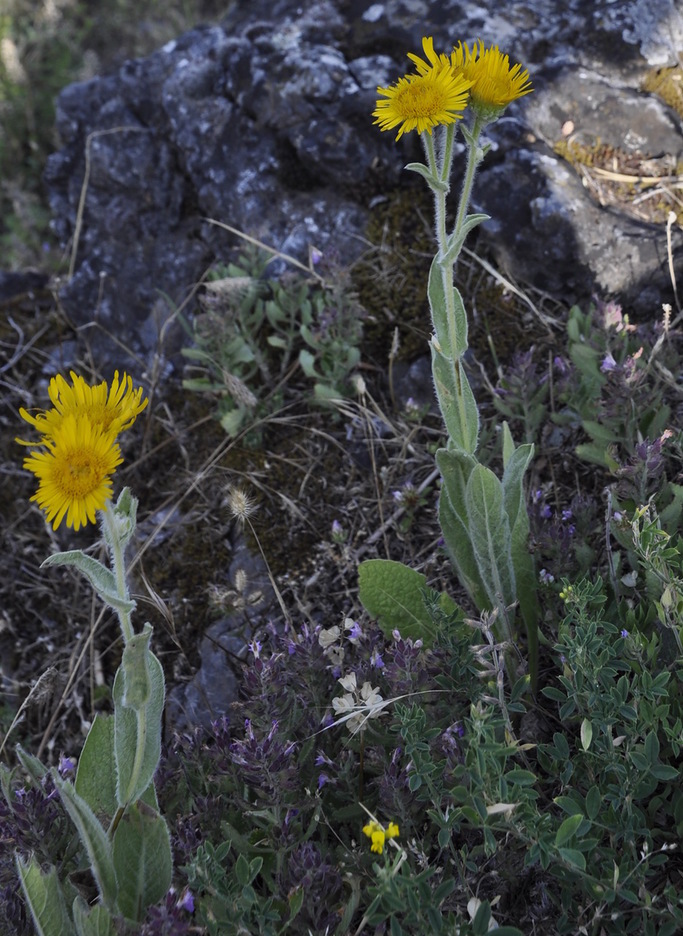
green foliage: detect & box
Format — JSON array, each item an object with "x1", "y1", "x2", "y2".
[{"x1": 181, "y1": 247, "x2": 364, "y2": 437}]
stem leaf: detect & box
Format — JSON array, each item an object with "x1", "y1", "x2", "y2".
[
  {"x1": 52, "y1": 772, "x2": 118, "y2": 912},
  {"x1": 114, "y1": 628, "x2": 165, "y2": 807},
  {"x1": 112, "y1": 800, "x2": 172, "y2": 924},
  {"x1": 41, "y1": 550, "x2": 136, "y2": 616},
  {"x1": 16, "y1": 856, "x2": 73, "y2": 936}
]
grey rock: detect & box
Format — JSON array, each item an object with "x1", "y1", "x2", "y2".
[
  {"x1": 165, "y1": 532, "x2": 278, "y2": 732},
  {"x1": 44, "y1": 0, "x2": 683, "y2": 375}
]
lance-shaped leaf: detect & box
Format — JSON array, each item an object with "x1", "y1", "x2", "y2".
[
  {"x1": 443, "y1": 212, "x2": 490, "y2": 266},
  {"x1": 73, "y1": 896, "x2": 115, "y2": 936},
  {"x1": 428, "y1": 257, "x2": 469, "y2": 358},
  {"x1": 430, "y1": 343, "x2": 479, "y2": 454},
  {"x1": 16, "y1": 857, "x2": 73, "y2": 936},
  {"x1": 41, "y1": 551, "x2": 136, "y2": 617},
  {"x1": 52, "y1": 772, "x2": 118, "y2": 912},
  {"x1": 112, "y1": 800, "x2": 172, "y2": 923},
  {"x1": 405, "y1": 162, "x2": 448, "y2": 192},
  {"x1": 465, "y1": 464, "x2": 516, "y2": 638},
  {"x1": 16, "y1": 744, "x2": 49, "y2": 783},
  {"x1": 436, "y1": 448, "x2": 490, "y2": 612},
  {"x1": 114, "y1": 627, "x2": 165, "y2": 807},
  {"x1": 502, "y1": 432, "x2": 539, "y2": 689}
]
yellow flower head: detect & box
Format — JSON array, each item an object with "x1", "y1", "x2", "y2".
[
  {"x1": 453, "y1": 40, "x2": 532, "y2": 116},
  {"x1": 23, "y1": 414, "x2": 123, "y2": 531},
  {"x1": 19, "y1": 370, "x2": 148, "y2": 444},
  {"x1": 373, "y1": 63, "x2": 472, "y2": 140},
  {"x1": 362, "y1": 819, "x2": 399, "y2": 854}
]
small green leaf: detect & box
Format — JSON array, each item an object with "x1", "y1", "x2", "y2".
[
  {"x1": 580, "y1": 718, "x2": 593, "y2": 751},
  {"x1": 554, "y1": 794, "x2": 582, "y2": 816},
  {"x1": 644, "y1": 730, "x2": 660, "y2": 764},
  {"x1": 552, "y1": 732, "x2": 570, "y2": 759},
  {"x1": 558, "y1": 847, "x2": 586, "y2": 870},
  {"x1": 650, "y1": 764, "x2": 679, "y2": 780},
  {"x1": 298, "y1": 348, "x2": 318, "y2": 378},
  {"x1": 504, "y1": 769, "x2": 537, "y2": 787},
  {"x1": 287, "y1": 885, "x2": 305, "y2": 923},
  {"x1": 555, "y1": 813, "x2": 584, "y2": 847},
  {"x1": 585, "y1": 785, "x2": 602, "y2": 820}
]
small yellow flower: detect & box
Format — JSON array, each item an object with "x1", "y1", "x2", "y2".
[
  {"x1": 23, "y1": 414, "x2": 123, "y2": 531},
  {"x1": 19, "y1": 370, "x2": 148, "y2": 444},
  {"x1": 373, "y1": 63, "x2": 471, "y2": 140},
  {"x1": 362, "y1": 819, "x2": 399, "y2": 854},
  {"x1": 453, "y1": 40, "x2": 532, "y2": 115}
]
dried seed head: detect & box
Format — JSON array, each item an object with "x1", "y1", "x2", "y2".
[
  {"x1": 223, "y1": 373, "x2": 258, "y2": 408},
  {"x1": 234, "y1": 567, "x2": 248, "y2": 594},
  {"x1": 225, "y1": 485, "x2": 258, "y2": 528}
]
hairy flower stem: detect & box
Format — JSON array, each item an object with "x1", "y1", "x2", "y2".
[
  {"x1": 452, "y1": 115, "x2": 485, "y2": 246},
  {"x1": 425, "y1": 122, "x2": 484, "y2": 452},
  {"x1": 103, "y1": 502, "x2": 135, "y2": 645}
]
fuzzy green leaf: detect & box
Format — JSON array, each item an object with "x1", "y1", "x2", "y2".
[
  {"x1": 16, "y1": 857, "x2": 73, "y2": 936},
  {"x1": 15, "y1": 744, "x2": 49, "y2": 783},
  {"x1": 73, "y1": 897, "x2": 115, "y2": 936},
  {"x1": 428, "y1": 257, "x2": 469, "y2": 359},
  {"x1": 436, "y1": 447, "x2": 489, "y2": 612},
  {"x1": 52, "y1": 773, "x2": 118, "y2": 911},
  {"x1": 120, "y1": 625, "x2": 153, "y2": 711},
  {"x1": 114, "y1": 634, "x2": 165, "y2": 807},
  {"x1": 358, "y1": 559, "x2": 435, "y2": 645},
  {"x1": 465, "y1": 464, "x2": 515, "y2": 628},
  {"x1": 405, "y1": 162, "x2": 447, "y2": 191},
  {"x1": 112, "y1": 800, "x2": 172, "y2": 923},
  {"x1": 75, "y1": 714, "x2": 118, "y2": 824},
  {"x1": 430, "y1": 344, "x2": 480, "y2": 453},
  {"x1": 41, "y1": 551, "x2": 136, "y2": 617}
]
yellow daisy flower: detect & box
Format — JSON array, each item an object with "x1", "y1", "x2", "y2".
[
  {"x1": 19, "y1": 370, "x2": 148, "y2": 444},
  {"x1": 23, "y1": 414, "x2": 123, "y2": 531},
  {"x1": 373, "y1": 65, "x2": 472, "y2": 140},
  {"x1": 453, "y1": 39, "x2": 532, "y2": 114}
]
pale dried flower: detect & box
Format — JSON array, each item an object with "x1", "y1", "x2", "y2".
[{"x1": 225, "y1": 485, "x2": 258, "y2": 527}]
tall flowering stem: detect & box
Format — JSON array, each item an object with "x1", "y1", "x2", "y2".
[
  {"x1": 15, "y1": 373, "x2": 172, "y2": 931},
  {"x1": 372, "y1": 37, "x2": 538, "y2": 688}
]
